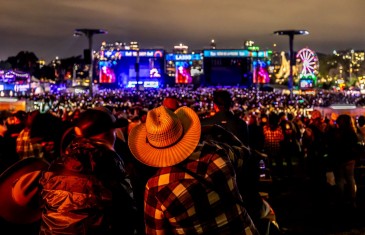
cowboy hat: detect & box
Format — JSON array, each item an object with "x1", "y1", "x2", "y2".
[
  {"x1": 0, "y1": 158, "x2": 49, "y2": 224},
  {"x1": 128, "y1": 106, "x2": 201, "y2": 167}
]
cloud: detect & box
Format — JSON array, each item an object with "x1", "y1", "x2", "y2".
[{"x1": 1, "y1": 0, "x2": 365, "y2": 61}]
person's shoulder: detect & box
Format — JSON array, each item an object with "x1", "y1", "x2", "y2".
[
  {"x1": 145, "y1": 166, "x2": 175, "y2": 189},
  {"x1": 201, "y1": 115, "x2": 217, "y2": 126}
]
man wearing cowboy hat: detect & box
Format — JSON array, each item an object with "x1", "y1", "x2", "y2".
[{"x1": 128, "y1": 105, "x2": 258, "y2": 235}]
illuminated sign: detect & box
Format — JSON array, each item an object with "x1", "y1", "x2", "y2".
[
  {"x1": 203, "y1": 50, "x2": 272, "y2": 58},
  {"x1": 247, "y1": 46, "x2": 260, "y2": 51},
  {"x1": 14, "y1": 84, "x2": 29, "y2": 92},
  {"x1": 127, "y1": 81, "x2": 159, "y2": 88},
  {"x1": 166, "y1": 54, "x2": 202, "y2": 61},
  {"x1": 102, "y1": 50, "x2": 165, "y2": 59}
]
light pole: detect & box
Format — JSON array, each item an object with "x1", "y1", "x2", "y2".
[
  {"x1": 274, "y1": 30, "x2": 309, "y2": 97},
  {"x1": 74, "y1": 28, "x2": 107, "y2": 97}
]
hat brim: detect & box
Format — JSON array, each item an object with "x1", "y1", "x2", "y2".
[
  {"x1": 0, "y1": 158, "x2": 49, "y2": 224},
  {"x1": 128, "y1": 107, "x2": 201, "y2": 167}
]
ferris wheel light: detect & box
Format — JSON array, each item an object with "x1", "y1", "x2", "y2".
[{"x1": 296, "y1": 48, "x2": 319, "y2": 76}]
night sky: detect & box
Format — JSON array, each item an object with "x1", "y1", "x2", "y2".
[{"x1": 1, "y1": 0, "x2": 364, "y2": 62}]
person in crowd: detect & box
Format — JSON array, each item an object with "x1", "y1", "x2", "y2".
[
  {"x1": 201, "y1": 89, "x2": 249, "y2": 146},
  {"x1": 327, "y1": 112, "x2": 338, "y2": 129},
  {"x1": 128, "y1": 105, "x2": 258, "y2": 234},
  {"x1": 200, "y1": 90, "x2": 263, "y2": 211},
  {"x1": 287, "y1": 112, "x2": 301, "y2": 140},
  {"x1": 6, "y1": 110, "x2": 27, "y2": 139},
  {"x1": 278, "y1": 112, "x2": 300, "y2": 177},
  {"x1": 3, "y1": 111, "x2": 26, "y2": 166},
  {"x1": 357, "y1": 115, "x2": 365, "y2": 134},
  {"x1": 263, "y1": 111, "x2": 284, "y2": 179},
  {"x1": 162, "y1": 96, "x2": 180, "y2": 111},
  {"x1": 356, "y1": 115, "x2": 365, "y2": 164},
  {"x1": 138, "y1": 109, "x2": 147, "y2": 123},
  {"x1": 29, "y1": 112, "x2": 65, "y2": 162},
  {"x1": 0, "y1": 116, "x2": 19, "y2": 173},
  {"x1": 280, "y1": 119, "x2": 301, "y2": 177},
  {"x1": 128, "y1": 114, "x2": 142, "y2": 135},
  {"x1": 357, "y1": 115, "x2": 365, "y2": 143},
  {"x1": 248, "y1": 113, "x2": 265, "y2": 151},
  {"x1": 327, "y1": 114, "x2": 359, "y2": 209},
  {"x1": 302, "y1": 109, "x2": 329, "y2": 207},
  {"x1": 278, "y1": 112, "x2": 287, "y2": 127},
  {"x1": 16, "y1": 110, "x2": 43, "y2": 160},
  {"x1": 39, "y1": 108, "x2": 137, "y2": 235}
]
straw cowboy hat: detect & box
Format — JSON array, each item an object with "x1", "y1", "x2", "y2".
[
  {"x1": 128, "y1": 106, "x2": 201, "y2": 167},
  {"x1": 0, "y1": 158, "x2": 49, "y2": 224}
]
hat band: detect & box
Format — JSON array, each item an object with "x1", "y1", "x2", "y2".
[{"x1": 146, "y1": 129, "x2": 184, "y2": 149}]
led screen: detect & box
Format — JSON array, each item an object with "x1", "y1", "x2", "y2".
[
  {"x1": 99, "y1": 61, "x2": 116, "y2": 83},
  {"x1": 204, "y1": 58, "x2": 250, "y2": 86},
  {"x1": 299, "y1": 79, "x2": 314, "y2": 89},
  {"x1": 98, "y1": 50, "x2": 164, "y2": 87},
  {"x1": 253, "y1": 60, "x2": 270, "y2": 84},
  {"x1": 175, "y1": 61, "x2": 192, "y2": 84}
]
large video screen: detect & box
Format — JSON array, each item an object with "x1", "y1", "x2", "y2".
[
  {"x1": 203, "y1": 49, "x2": 272, "y2": 87},
  {"x1": 175, "y1": 61, "x2": 192, "y2": 84},
  {"x1": 253, "y1": 60, "x2": 270, "y2": 84},
  {"x1": 205, "y1": 58, "x2": 250, "y2": 86},
  {"x1": 165, "y1": 54, "x2": 203, "y2": 85},
  {"x1": 98, "y1": 50, "x2": 164, "y2": 86},
  {"x1": 99, "y1": 61, "x2": 116, "y2": 83}
]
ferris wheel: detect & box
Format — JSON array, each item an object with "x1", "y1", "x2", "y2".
[{"x1": 296, "y1": 48, "x2": 319, "y2": 76}]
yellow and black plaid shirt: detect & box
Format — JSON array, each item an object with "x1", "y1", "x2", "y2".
[
  {"x1": 16, "y1": 128, "x2": 43, "y2": 159},
  {"x1": 144, "y1": 142, "x2": 258, "y2": 235}
]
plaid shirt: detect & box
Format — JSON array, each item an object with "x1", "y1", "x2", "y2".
[
  {"x1": 144, "y1": 142, "x2": 258, "y2": 235},
  {"x1": 16, "y1": 128, "x2": 42, "y2": 159},
  {"x1": 263, "y1": 125, "x2": 284, "y2": 156}
]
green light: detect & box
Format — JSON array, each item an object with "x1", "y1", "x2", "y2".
[{"x1": 248, "y1": 46, "x2": 260, "y2": 51}]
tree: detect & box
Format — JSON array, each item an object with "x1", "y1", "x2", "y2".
[
  {"x1": 0, "y1": 61, "x2": 12, "y2": 70},
  {"x1": 6, "y1": 51, "x2": 39, "y2": 74},
  {"x1": 58, "y1": 55, "x2": 83, "y2": 81},
  {"x1": 33, "y1": 64, "x2": 55, "y2": 81}
]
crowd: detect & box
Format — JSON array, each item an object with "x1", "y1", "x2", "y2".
[
  {"x1": 11, "y1": 86, "x2": 365, "y2": 120},
  {"x1": 0, "y1": 86, "x2": 364, "y2": 235}
]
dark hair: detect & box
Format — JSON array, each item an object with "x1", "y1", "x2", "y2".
[
  {"x1": 13, "y1": 110, "x2": 27, "y2": 122},
  {"x1": 213, "y1": 90, "x2": 232, "y2": 110},
  {"x1": 268, "y1": 112, "x2": 280, "y2": 127},
  {"x1": 278, "y1": 112, "x2": 286, "y2": 119},
  {"x1": 336, "y1": 114, "x2": 355, "y2": 133},
  {"x1": 30, "y1": 113, "x2": 63, "y2": 141},
  {"x1": 76, "y1": 108, "x2": 125, "y2": 138}
]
